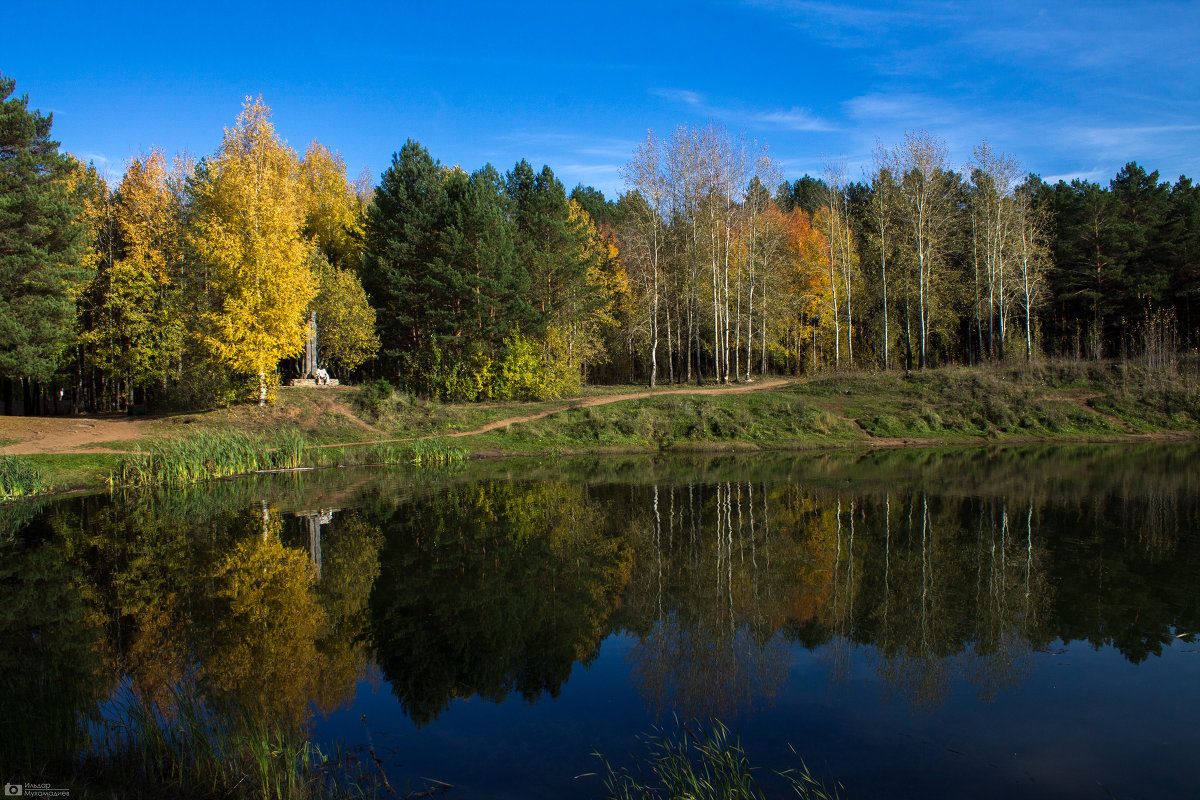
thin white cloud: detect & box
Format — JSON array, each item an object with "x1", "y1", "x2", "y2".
[
  {"x1": 652, "y1": 87, "x2": 835, "y2": 133},
  {"x1": 1044, "y1": 168, "x2": 1110, "y2": 185},
  {"x1": 558, "y1": 163, "x2": 622, "y2": 178},
  {"x1": 751, "y1": 107, "x2": 832, "y2": 132},
  {"x1": 650, "y1": 88, "x2": 705, "y2": 107},
  {"x1": 577, "y1": 141, "x2": 641, "y2": 160},
  {"x1": 842, "y1": 93, "x2": 957, "y2": 125},
  {"x1": 740, "y1": 0, "x2": 954, "y2": 40},
  {"x1": 1076, "y1": 124, "x2": 1200, "y2": 150}
]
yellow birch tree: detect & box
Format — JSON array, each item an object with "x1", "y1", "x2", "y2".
[
  {"x1": 300, "y1": 141, "x2": 365, "y2": 269},
  {"x1": 190, "y1": 97, "x2": 314, "y2": 405}
]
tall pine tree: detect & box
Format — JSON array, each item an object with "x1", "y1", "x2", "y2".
[{"x1": 0, "y1": 75, "x2": 86, "y2": 412}]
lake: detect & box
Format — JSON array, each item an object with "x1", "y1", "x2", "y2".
[{"x1": 2, "y1": 444, "x2": 1199, "y2": 798}]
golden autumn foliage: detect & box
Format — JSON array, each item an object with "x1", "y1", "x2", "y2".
[
  {"x1": 207, "y1": 520, "x2": 325, "y2": 726},
  {"x1": 64, "y1": 158, "x2": 110, "y2": 279},
  {"x1": 300, "y1": 141, "x2": 365, "y2": 269},
  {"x1": 190, "y1": 97, "x2": 315, "y2": 405},
  {"x1": 784, "y1": 206, "x2": 831, "y2": 316},
  {"x1": 308, "y1": 251, "x2": 380, "y2": 375},
  {"x1": 118, "y1": 149, "x2": 183, "y2": 286},
  {"x1": 546, "y1": 200, "x2": 628, "y2": 385}
]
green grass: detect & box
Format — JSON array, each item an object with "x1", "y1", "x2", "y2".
[
  {"x1": 107, "y1": 430, "x2": 468, "y2": 490},
  {"x1": 588, "y1": 719, "x2": 841, "y2": 800},
  {"x1": 13, "y1": 359, "x2": 1200, "y2": 497},
  {"x1": 0, "y1": 454, "x2": 50, "y2": 500},
  {"x1": 111, "y1": 430, "x2": 307, "y2": 488},
  {"x1": 459, "y1": 392, "x2": 861, "y2": 453},
  {"x1": 360, "y1": 391, "x2": 573, "y2": 437},
  {"x1": 307, "y1": 437, "x2": 468, "y2": 468},
  {"x1": 81, "y1": 687, "x2": 380, "y2": 799}
]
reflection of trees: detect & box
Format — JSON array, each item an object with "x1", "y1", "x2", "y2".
[
  {"x1": 826, "y1": 492, "x2": 1051, "y2": 709},
  {"x1": 0, "y1": 529, "x2": 110, "y2": 775},
  {"x1": 4, "y1": 443, "x2": 1200, "y2": 776},
  {"x1": 368, "y1": 481, "x2": 631, "y2": 726},
  {"x1": 617, "y1": 483, "x2": 816, "y2": 718},
  {"x1": 1, "y1": 490, "x2": 386, "y2": 775},
  {"x1": 1044, "y1": 489, "x2": 1200, "y2": 663},
  {"x1": 206, "y1": 523, "x2": 326, "y2": 728},
  {"x1": 74, "y1": 499, "x2": 383, "y2": 727},
  {"x1": 310, "y1": 512, "x2": 383, "y2": 713},
  {"x1": 612, "y1": 480, "x2": 1046, "y2": 717}
]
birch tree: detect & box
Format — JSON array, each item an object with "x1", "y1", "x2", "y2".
[
  {"x1": 1014, "y1": 179, "x2": 1050, "y2": 359},
  {"x1": 190, "y1": 97, "x2": 315, "y2": 405},
  {"x1": 868, "y1": 146, "x2": 899, "y2": 370},
  {"x1": 895, "y1": 131, "x2": 954, "y2": 369},
  {"x1": 621, "y1": 132, "x2": 669, "y2": 387},
  {"x1": 969, "y1": 142, "x2": 1020, "y2": 360}
]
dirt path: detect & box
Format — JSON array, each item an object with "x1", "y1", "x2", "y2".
[
  {"x1": 0, "y1": 414, "x2": 157, "y2": 455},
  {"x1": 452, "y1": 377, "x2": 796, "y2": 436},
  {"x1": 314, "y1": 377, "x2": 799, "y2": 449},
  {"x1": 0, "y1": 379, "x2": 798, "y2": 455}
]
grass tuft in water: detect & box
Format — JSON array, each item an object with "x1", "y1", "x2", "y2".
[
  {"x1": 0, "y1": 454, "x2": 50, "y2": 500},
  {"x1": 587, "y1": 719, "x2": 842, "y2": 800},
  {"x1": 85, "y1": 686, "x2": 378, "y2": 799}
]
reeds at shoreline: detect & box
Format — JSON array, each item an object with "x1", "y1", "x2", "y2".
[
  {"x1": 0, "y1": 454, "x2": 49, "y2": 500},
  {"x1": 109, "y1": 430, "x2": 467, "y2": 490}
]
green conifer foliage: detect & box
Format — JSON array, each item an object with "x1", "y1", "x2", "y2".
[{"x1": 0, "y1": 75, "x2": 86, "y2": 387}]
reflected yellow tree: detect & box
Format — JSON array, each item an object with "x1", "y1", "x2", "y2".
[{"x1": 205, "y1": 509, "x2": 325, "y2": 727}]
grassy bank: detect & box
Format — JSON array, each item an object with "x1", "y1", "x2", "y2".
[
  {"x1": 447, "y1": 360, "x2": 1199, "y2": 454},
  {"x1": 8, "y1": 360, "x2": 1198, "y2": 498}
]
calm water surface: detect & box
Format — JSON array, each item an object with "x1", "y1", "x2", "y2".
[{"x1": 2, "y1": 445, "x2": 1199, "y2": 798}]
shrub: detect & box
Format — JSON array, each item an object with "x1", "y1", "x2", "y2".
[
  {"x1": 493, "y1": 334, "x2": 556, "y2": 401},
  {"x1": 355, "y1": 379, "x2": 394, "y2": 419}
]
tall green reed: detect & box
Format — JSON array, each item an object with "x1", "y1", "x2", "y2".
[
  {"x1": 111, "y1": 430, "x2": 307, "y2": 489},
  {"x1": 588, "y1": 719, "x2": 841, "y2": 800},
  {"x1": 111, "y1": 430, "x2": 468, "y2": 490},
  {"x1": 0, "y1": 454, "x2": 49, "y2": 500},
  {"x1": 85, "y1": 686, "x2": 377, "y2": 799}
]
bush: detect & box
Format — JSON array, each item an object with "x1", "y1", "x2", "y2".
[
  {"x1": 493, "y1": 334, "x2": 559, "y2": 401},
  {"x1": 355, "y1": 379, "x2": 394, "y2": 419}
]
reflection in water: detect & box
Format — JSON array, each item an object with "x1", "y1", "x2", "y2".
[
  {"x1": 619, "y1": 483, "x2": 800, "y2": 719},
  {"x1": 2, "y1": 445, "x2": 1199, "y2": 788},
  {"x1": 368, "y1": 481, "x2": 632, "y2": 725}
]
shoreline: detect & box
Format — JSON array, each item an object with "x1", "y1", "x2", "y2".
[
  {"x1": 5, "y1": 427, "x2": 1196, "y2": 504},
  {"x1": 4, "y1": 361, "x2": 1198, "y2": 501}
]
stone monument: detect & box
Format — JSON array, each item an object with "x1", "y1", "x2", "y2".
[{"x1": 288, "y1": 312, "x2": 339, "y2": 386}]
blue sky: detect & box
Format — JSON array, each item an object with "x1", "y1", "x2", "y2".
[{"x1": 3, "y1": 1, "x2": 1197, "y2": 198}]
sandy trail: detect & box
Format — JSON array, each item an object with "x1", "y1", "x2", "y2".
[
  {"x1": 313, "y1": 377, "x2": 799, "y2": 449},
  {"x1": 0, "y1": 414, "x2": 156, "y2": 455},
  {"x1": 0, "y1": 379, "x2": 798, "y2": 455}
]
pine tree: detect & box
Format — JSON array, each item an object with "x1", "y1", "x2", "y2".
[
  {"x1": 0, "y1": 74, "x2": 87, "y2": 409},
  {"x1": 361, "y1": 140, "x2": 456, "y2": 378}
]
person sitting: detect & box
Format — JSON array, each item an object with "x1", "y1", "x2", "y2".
[{"x1": 315, "y1": 367, "x2": 330, "y2": 385}]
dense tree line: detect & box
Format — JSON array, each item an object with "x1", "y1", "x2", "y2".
[{"x1": 2, "y1": 71, "x2": 1197, "y2": 414}]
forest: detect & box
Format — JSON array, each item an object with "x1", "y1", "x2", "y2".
[{"x1": 3, "y1": 73, "x2": 1198, "y2": 414}]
